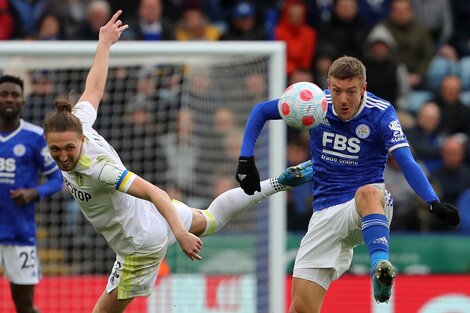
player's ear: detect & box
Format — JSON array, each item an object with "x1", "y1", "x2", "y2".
[{"x1": 80, "y1": 134, "x2": 85, "y2": 143}]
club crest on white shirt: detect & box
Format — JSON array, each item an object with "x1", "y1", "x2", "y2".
[{"x1": 75, "y1": 172, "x2": 84, "y2": 187}]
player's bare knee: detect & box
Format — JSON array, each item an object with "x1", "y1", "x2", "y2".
[
  {"x1": 355, "y1": 185, "x2": 385, "y2": 216},
  {"x1": 188, "y1": 209, "x2": 206, "y2": 236}
]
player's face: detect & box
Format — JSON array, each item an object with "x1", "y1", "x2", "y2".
[
  {"x1": 328, "y1": 76, "x2": 366, "y2": 121},
  {"x1": 0, "y1": 82, "x2": 24, "y2": 121},
  {"x1": 46, "y1": 131, "x2": 85, "y2": 171}
]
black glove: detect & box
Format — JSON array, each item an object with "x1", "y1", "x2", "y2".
[
  {"x1": 235, "y1": 156, "x2": 261, "y2": 195},
  {"x1": 429, "y1": 200, "x2": 460, "y2": 227}
]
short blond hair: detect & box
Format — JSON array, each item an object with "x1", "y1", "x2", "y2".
[{"x1": 328, "y1": 56, "x2": 366, "y2": 82}]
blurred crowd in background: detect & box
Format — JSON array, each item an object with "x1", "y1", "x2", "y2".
[{"x1": 2, "y1": 0, "x2": 470, "y2": 236}]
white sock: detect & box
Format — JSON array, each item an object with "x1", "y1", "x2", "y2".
[{"x1": 200, "y1": 177, "x2": 289, "y2": 236}]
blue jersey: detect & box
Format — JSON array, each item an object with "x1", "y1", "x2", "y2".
[
  {"x1": 311, "y1": 90, "x2": 408, "y2": 210},
  {"x1": 239, "y1": 91, "x2": 437, "y2": 212},
  {"x1": 0, "y1": 120, "x2": 60, "y2": 245}
]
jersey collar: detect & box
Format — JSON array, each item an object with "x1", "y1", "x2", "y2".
[{"x1": 0, "y1": 119, "x2": 23, "y2": 142}]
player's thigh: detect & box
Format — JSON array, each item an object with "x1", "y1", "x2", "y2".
[
  {"x1": 106, "y1": 248, "x2": 167, "y2": 300},
  {"x1": 347, "y1": 189, "x2": 394, "y2": 245},
  {"x1": 9, "y1": 283, "x2": 35, "y2": 308},
  {"x1": 189, "y1": 209, "x2": 206, "y2": 236},
  {"x1": 290, "y1": 276, "x2": 328, "y2": 313},
  {"x1": 0, "y1": 244, "x2": 40, "y2": 285},
  {"x1": 294, "y1": 202, "x2": 353, "y2": 272},
  {"x1": 93, "y1": 288, "x2": 133, "y2": 313}
]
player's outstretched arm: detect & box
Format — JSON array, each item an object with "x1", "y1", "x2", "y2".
[
  {"x1": 78, "y1": 10, "x2": 128, "y2": 110},
  {"x1": 392, "y1": 147, "x2": 460, "y2": 227},
  {"x1": 199, "y1": 160, "x2": 313, "y2": 237},
  {"x1": 10, "y1": 170, "x2": 63, "y2": 205},
  {"x1": 236, "y1": 99, "x2": 281, "y2": 195},
  {"x1": 127, "y1": 176, "x2": 203, "y2": 260}
]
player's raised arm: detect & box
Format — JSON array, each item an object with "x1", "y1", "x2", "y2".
[
  {"x1": 126, "y1": 175, "x2": 203, "y2": 261},
  {"x1": 236, "y1": 99, "x2": 281, "y2": 195},
  {"x1": 78, "y1": 10, "x2": 128, "y2": 110}
]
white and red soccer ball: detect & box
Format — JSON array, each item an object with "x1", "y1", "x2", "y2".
[{"x1": 278, "y1": 82, "x2": 328, "y2": 130}]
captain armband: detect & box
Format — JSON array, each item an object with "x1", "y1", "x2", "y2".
[{"x1": 98, "y1": 164, "x2": 136, "y2": 193}]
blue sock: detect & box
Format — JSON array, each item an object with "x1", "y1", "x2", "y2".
[{"x1": 362, "y1": 214, "x2": 390, "y2": 277}]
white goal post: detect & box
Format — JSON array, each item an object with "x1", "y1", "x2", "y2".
[{"x1": 0, "y1": 41, "x2": 286, "y2": 313}]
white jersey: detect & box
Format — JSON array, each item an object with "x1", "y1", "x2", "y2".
[{"x1": 62, "y1": 101, "x2": 167, "y2": 256}]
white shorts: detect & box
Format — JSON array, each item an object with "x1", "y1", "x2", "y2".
[
  {"x1": 0, "y1": 244, "x2": 41, "y2": 285},
  {"x1": 293, "y1": 188, "x2": 393, "y2": 289},
  {"x1": 106, "y1": 199, "x2": 193, "y2": 299}
]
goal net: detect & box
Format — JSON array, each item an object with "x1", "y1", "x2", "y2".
[{"x1": 0, "y1": 42, "x2": 286, "y2": 313}]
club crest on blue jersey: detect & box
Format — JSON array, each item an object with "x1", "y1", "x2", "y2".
[
  {"x1": 13, "y1": 144, "x2": 26, "y2": 157},
  {"x1": 355, "y1": 124, "x2": 370, "y2": 139}
]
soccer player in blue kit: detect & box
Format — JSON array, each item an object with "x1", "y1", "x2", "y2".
[
  {"x1": 0, "y1": 75, "x2": 63, "y2": 313},
  {"x1": 235, "y1": 56, "x2": 460, "y2": 312}
]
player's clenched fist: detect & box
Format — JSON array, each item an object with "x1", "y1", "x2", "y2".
[
  {"x1": 236, "y1": 156, "x2": 261, "y2": 195},
  {"x1": 429, "y1": 201, "x2": 460, "y2": 227}
]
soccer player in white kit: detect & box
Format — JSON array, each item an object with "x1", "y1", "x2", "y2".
[
  {"x1": 42, "y1": 10, "x2": 312, "y2": 313},
  {"x1": 235, "y1": 56, "x2": 460, "y2": 312}
]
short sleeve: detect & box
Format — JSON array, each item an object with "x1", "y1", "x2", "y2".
[
  {"x1": 73, "y1": 101, "x2": 97, "y2": 128},
  {"x1": 379, "y1": 106, "x2": 409, "y2": 153},
  {"x1": 97, "y1": 163, "x2": 137, "y2": 193},
  {"x1": 39, "y1": 140, "x2": 59, "y2": 175}
]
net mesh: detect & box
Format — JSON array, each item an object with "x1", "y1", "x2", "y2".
[{"x1": 0, "y1": 47, "x2": 274, "y2": 313}]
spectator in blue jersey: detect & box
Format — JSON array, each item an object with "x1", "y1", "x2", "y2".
[
  {"x1": 358, "y1": 0, "x2": 391, "y2": 30},
  {"x1": 220, "y1": 1, "x2": 269, "y2": 41},
  {"x1": 122, "y1": 0, "x2": 176, "y2": 41},
  {"x1": 235, "y1": 56, "x2": 460, "y2": 312},
  {"x1": 0, "y1": 75, "x2": 63, "y2": 313}
]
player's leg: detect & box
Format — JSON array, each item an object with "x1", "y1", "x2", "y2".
[
  {"x1": 92, "y1": 288, "x2": 133, "y2": 313},
  {"x1": 290, "y1": 199, "x2": 350, "y2": 313},
  {"x1": 191, "y1": 160, "x2": 313, "y2": 236},
  {"x1": 2, "y1": 245, "x2": 41, "y2": 313},
  {"x1": 10, "y1": 284, "x2": 38, "y2": 313},
  {"x1": 95, "y1": 249, "x2": 166, "y2": 313},
  {"x1": 355, "y1": 185, "x2": 396, "y2": 303},
  {"x1": 290, "y1": 278, "x2": 327, "y2": 313}
]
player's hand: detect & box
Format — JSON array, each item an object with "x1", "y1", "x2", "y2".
[
  {"x1": 99, "y1": 10, "x2": 128, "y2": 47},
  {"x1": 429, "y1": 200, "x2": 460, "y2": 227},
  {"x1": 10, "y1": 188, "x2": 39, "y2": 206},
  {"x1": 235, "y1": 156, "x2": 261, "y2": 195},
  {"x1": 176, "y1": 231, "x2": 203, "y2": 261}
]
